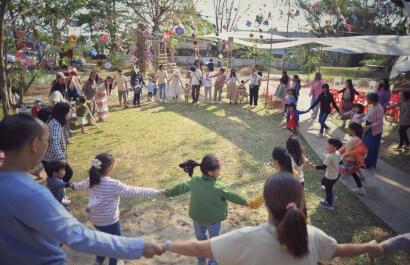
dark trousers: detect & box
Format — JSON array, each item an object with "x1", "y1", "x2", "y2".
[
  {"x1": 192, "y1": 85, "x2": 200, "y2": 103},
  {"x1": 249, "y1": 85, "x2": 259, "y2": 106},
  {"x1": 318, "y1": 112, "x2": 330, "y2": 134},
  {"x1": 399, "y1": 125, "x2": 410, "y2": 146},
  {"x1": 94, "y1": 221, "x2": 121, "y2": 265},
  {"x1": 339, "y1": 172, "x2": 362, "y2": 188},
  {"x1": 133, "y1": 91, "x2": 140, "y2": 106},
  {"x1": 42, "y1": 161, "x2": 73, "y2": 183},
  {"x1": 321, "y1": 177, "x2": 337, "y2": 205}
]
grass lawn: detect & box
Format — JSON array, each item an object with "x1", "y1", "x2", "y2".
[{"x1": 64, "y1": 99, "x2": 409, "y2": 264}]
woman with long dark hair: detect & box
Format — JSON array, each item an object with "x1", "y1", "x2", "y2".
[
  {"x1": 226, "y1": 69, "x2": 240, "y2": 104},
  {"x1": 339, "y1": 79, "x2": 359, "y2": 114},
  {"x1": 161, "y1": 172, "x2": 379, "y2": 264},
  {"x1": 82, "y1": 71, "x2": 100, "y2": 114},
  {"x1": 376, "y1": 78, "x2": 391, "y2": 110},
  {"x1": 43, "y1": 102, "x2": 73, "y2": 183}
]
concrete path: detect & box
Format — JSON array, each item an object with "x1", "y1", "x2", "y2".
[{"x1": 297, "y1": 88, "x2": 410, "y2": 234}]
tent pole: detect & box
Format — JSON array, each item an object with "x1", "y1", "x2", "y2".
[{"x1": 265, "y1": 33, "x2": 273, "y2": 109}]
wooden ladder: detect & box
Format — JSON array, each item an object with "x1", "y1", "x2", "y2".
[{"x1": 157, "y1": 41, "x2": 177, "y2": 72}]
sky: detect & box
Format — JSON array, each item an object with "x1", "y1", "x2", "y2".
[{"x1": 195, "y1": 0, "x2": 309, "y2": 32}]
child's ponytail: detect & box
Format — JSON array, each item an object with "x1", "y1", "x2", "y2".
[
  {"x1": 179, "y1": 159, "x2": 201, "y2": 177},
  {"x1": 89, "y1": 152, "x2": 115, "y2": 188},
  {"x1": 276, "y1": 203, "x2": 309, "y2": 258}
]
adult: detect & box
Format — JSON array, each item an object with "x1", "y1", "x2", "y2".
[
  {"x1": 95, "y1": 77, "x2": 112, "y2": 122},
  {"x1": 113, "y1": 69, "x2": 129, "y2": 107},
  {"x1": 0, "y1": 114, "x2": 164, "y2": 264},
  {"x1": 248, "y1": 68, "x2": 262, "y2": 107},
  {"x1": 190, "y1": 65, "x2": 203, "y2": 104},
  {"x1": 82, "y1": 71, "x2": 100, "y2": 114},
  {"x1": 67, "y1": 67, "x2": 83, "y2": 98},
  {"x1": 376, "y1": 78, "x2": 391, "y2": 110},
  {"x1": 212, "y1": 68, "x2": 226, "y2": 104},
  {"x1": 156, "y1": 65, "x2": 168, "y2": 102},
  {"x1": 303, "y1": 72, "x2": 325, "y2": 118},
  {"x1": 389, "y1": 90, "x2": 410, "y2": 150},
  {"x1": 167, "y1": 69, "x2": 183, "y2": 103},
  {"x1": 50, "y1": 72, "x2": 67, "y2": 97},
  {"x1": 163, "y1": 172, "x2": 379, "y2": 265},
  {"x1": 363, "y1": 93, "x2": 384, "y2": 169},
  {"x1": 42, "y1": 102, "x2": 73, "y2": 183},
  {"x1": 226, "y1": 69, "x2": 240, "y2": 104},
  {"x1": 338, "y1": 79, "x2": 359, "y2": 114}
]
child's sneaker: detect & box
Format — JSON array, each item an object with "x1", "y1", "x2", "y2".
[
  {"x1": 352, "y1": 187, "x2": 366, "y2": 195},
  {"x1": 61, "y1": 198, "x2": 71, "y2": 206},
  {"x1": 319, "y1": 200, "x2": 335, "y2": 210},
  {"x1": 333, "y1": 194, "x2": 338, "y2": 201},
  {"x1": 320, "y1": 185, "x2": 326, "y2": 191}
]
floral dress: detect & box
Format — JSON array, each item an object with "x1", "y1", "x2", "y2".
[{"x1": 96, "y1": 82, "x2": 109, "y2": 121}]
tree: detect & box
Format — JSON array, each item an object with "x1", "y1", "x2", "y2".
[
  {"x1": 297, "y1": 0, "x2": 407, "y2": 37},
  {"x1": 212, "y1": 0, "x2": 249, "y2": 34},
  {"x1": 0, "y1": 0, "x2": 11, "y2": 116}
]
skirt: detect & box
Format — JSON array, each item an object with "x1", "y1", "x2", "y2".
[
  {"x1": 274, "y1": 84, "x2": 286, "y2": 99},
  {"x1": 339, "y1": 159, "x2": 360, "y2": 175},
  {"x1": 226, "y1": 82, "x2": 239, "y2": 101},
  {"x1": 96, "y1": 93, "x2": 109, "y2": 120},
  {"x1": 78, "y1": 116, "x2": 87, "y2": 125},
  {"x1": 342, "y1": 98, "x2": 353, "y2": 113}
]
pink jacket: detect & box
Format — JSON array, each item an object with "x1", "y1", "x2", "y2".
[
  {"x1": 303, "y1": 80, "x2": 325, "y2": 99},
  {"x1": 366, "y1": 103, "x2": 384, "y2": 135}
]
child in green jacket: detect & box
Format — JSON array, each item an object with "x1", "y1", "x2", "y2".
[{"x1": 165, "y1": 154, "x2": 248, "y2": 265}]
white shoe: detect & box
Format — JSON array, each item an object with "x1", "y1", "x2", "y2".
[
  {"x1": 352, "y1": 187, "x2": 366, "y2": 195},
  {"x1": 117, "y1": 260, "x2": 125, "y2": 265},
  {"x1": 316, "y1": 133, "x2": 323, "y2": 138},
  {"x1": 321, "y1": 185, "x2": 326, "y2": 191},
  {"x1": 61, "y1": 198, "x2": 71, "y2": 206}
]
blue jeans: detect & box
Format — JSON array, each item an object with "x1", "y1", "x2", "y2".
[
  {"x1": 94, "y1": 221, "x2": 121, "y2": 265},
  {"x1": 194, "y1": 222, "x2": 221, "y2": 265},
  {"x1": 318, "y1": 112, "x2": 330, "y2": 134},
  {"x1": 159, "y1": 83, "x2": 167, "y2": 100}
]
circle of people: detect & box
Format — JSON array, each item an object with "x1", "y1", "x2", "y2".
[{"x1": 1, "y1": 63, "x2": 409, "y2": 265}]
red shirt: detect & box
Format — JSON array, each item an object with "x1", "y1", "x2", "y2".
[{"x1": 31, "y1": 106, "x2": 41, "y2": 117}]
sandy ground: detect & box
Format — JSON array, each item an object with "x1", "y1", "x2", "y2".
[{"x1": 65, "y1": 197, "x2": 267, "y2": 265}]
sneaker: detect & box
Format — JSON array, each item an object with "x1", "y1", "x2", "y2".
[
  {"x1": 394, "y1": 145, "x2": 403, "y2": 150},
  {"x1": 61, "y1": 198, "x2": 71, "y2": 206},
  {"x1": 117, "y1": 261, "x2": 125, "y2": 265},
  {"x1": 320, "y1": 185, "x2": 326, "y2": 191},
  {"x1": 333, "y1": 194, "x2": 338, "y2": 201},
  {"x1": 319, "y1": 200, "x2": 335, "y2": 210},
  {"x1": 316, "y1": 133, "x2": 323, "y2": 138},
  {"x1": 352, "y1": 187, "x2": 366, "y2": 195}
]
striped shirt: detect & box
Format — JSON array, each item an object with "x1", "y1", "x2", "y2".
[
  {"x1": 43, "y1": 119, "x2": 66, "y2": 162},
  {"x1": 46, "y1": 176, "x2": 70, "y2": 202},
  {"x1": 73, "y1": 177, "x2": 160, "y2": 226}
]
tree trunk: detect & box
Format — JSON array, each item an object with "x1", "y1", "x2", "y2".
[
  {"x1": 0, "y1": 0, "x2": 12, "y2": 117},
  {"x1": 136, "y1": 23, "x2": 146, "y2": 73}
]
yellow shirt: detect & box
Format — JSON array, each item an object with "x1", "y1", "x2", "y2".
[{"x1": 247, "y1": 169, "x2": 300, "y2": 209}]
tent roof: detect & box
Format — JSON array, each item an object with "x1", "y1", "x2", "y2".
[{"x1": 202, "y1": 32, "x2": 410, "y2": 56}]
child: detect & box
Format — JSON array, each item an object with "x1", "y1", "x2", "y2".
[
  {"x1": 146, "y1": 78, "x2": 156, "y2": 102},
  {"x1": 238, "y1": 80, "x2": 248, "y2": 103},
  {"x1": 165, "y1": 154, "x2": 248, "y2": 265},
  {"x1": 286, "y1": 137, "x2": 310, "y2": 186},
  {"x1": 31, "y1": 97, "x2": 42, "y2": 117},
  {"x1": 71, "y1": 152, "x2": 162, "y2": 265},
  {"x1": 305, "y1": 83, "x2": 340, "y2": 137},
  {"x1": 338, "y1": 123, "x2": 368, "y2": 195},
  {"x1": 284, "y1": 88, "x2": 297, "y2": 113},
  {"x1": 341, "y1": 103, "x2": 365, "y2": 126},
  {"x1": 76, "y1": 96, "x2": 88, "y2": 134},
  {"x1": 308, "y1": 138, "x2": 343, "y2": 210},
  {"x1": 133, "y1": 80, "x2": 144, "y2": 107},
  {"x1": 247, "y1": 147, "x2": 299, "y2": 210},
  {"x1": 183, "y1": 83, "x2": 191, "y2": 104},
  {"x1": 286, "y1": 103, "x2": 303, "y2": 136},
  {"x1": 203, "y1": 69, "x2": 213, "y2": 103},
  {"x1": 46, "y1": 160, "x2": 71, "y2": 206}
]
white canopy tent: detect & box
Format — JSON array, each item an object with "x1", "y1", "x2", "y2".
[
  {"x1": 390, "y1": 56, "x2": 410, "y2": 79},
  {"x1": 203, "y1": 32, "x2": 410, "y2": 56}
]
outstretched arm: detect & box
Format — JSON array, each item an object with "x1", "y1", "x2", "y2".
[
  {"x1": 333, "y1": 241, "x2": 380, "y2": 258},
  {"x1": 114, "y1": 182, "x2": 161, "y2": 198},
  {"x1": 166, "y1": 240, "x2": 213, "y2": 259},
  {"x1": 165, "y1": 181, "x2": 191, "y2": 197}
]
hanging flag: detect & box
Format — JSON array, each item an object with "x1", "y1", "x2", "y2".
[{"x1": 246, "y1": 20, "x2": 252, "y2": 27}]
